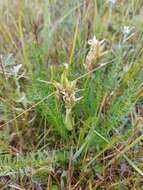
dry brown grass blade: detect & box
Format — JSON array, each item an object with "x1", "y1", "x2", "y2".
[{"x1": 0, "y1": 91, "x2": 56, "y2": 129}]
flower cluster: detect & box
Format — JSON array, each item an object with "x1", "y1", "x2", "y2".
[
  {"x1": 54, "y1": 70, "x2": 82, "y2": 130},
  {"x1": 85, "y1": 36, "x2": 108, "y2": 70}
]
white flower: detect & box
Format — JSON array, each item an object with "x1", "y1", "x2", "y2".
[
  {"x1": 122, "y1": 26, "x2": 134, "y2": 35},
  {"x1": 63, "y1": 63, "x2": 69, "y2": 69},
  {"x1": 88, "y1": 36, "x2": 105, "y2": 47},
  {"x1": 11, "y1": 64, "x2": 22, "y2": 75},
  {"x1": 108, "y1": 0, "x2": 117, "y2": 4}
]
